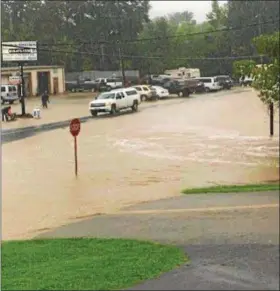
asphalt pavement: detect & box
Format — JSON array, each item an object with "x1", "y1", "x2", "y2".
[{"x1": 39, "y1": 191, "x2": 279, "y2": 290}]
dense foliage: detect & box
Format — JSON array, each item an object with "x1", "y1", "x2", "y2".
[
  {"x1": 252, "y1": 32, "x2": 279, "y2": 105},
  {"x1": 1, "y1": 0, "x2": 279, "y2": 76},
  {"x1": 232, "y1": 60, "x2": 257, "y2": 78}
]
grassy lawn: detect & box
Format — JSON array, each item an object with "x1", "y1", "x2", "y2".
[
  {"x1": 2, "y1": 238, "x2": 186, "y2": 290},
  {"x1": 182, "y1": 182, "x2": 279, "y2": 195}
]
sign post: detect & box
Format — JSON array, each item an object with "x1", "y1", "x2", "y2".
[
  {"x1": 269, "y1": 102, "x2": 274, "y2": 136},
  {"x1": 69, "y1": 118, "x2": 81, "y2": 177}
]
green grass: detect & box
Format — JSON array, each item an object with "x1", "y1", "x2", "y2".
[
  {"x1": 182, "y1": 182, "x2": 279, "y2": 195},
  {"x1": 1, "y1": 238, "x2": 187, "y2": 290}
]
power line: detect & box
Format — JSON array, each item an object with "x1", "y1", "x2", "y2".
[
  {"x1": 0, "y1": 43, "x2": 265, "y2": 60},
  {"x1": 37, "y1": 46, "x2": 265, "y2": 61},
  {"x1": 2, "y1": 17, "x2": 277, "y2": 49},
  {"x1": 37, "y1": 17, "x2": 280, "y2": 46}
]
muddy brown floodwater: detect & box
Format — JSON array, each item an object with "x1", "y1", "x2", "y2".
[{"x1": 2, "y1": 89, "x2": 279, "y2": 240}]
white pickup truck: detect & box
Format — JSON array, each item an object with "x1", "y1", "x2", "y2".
[{"x1": 89, "y1": 88, "x2": 141, "y2": 116}]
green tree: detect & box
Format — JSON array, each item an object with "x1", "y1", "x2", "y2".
[
  {"x1": 167, "y1": 11, "x2": 196, "y2": 26},
  {"x1": 1, "y1": 0, "x2": 150, "y2": 72},
  {"x1": 227, "y1": 0, "x2": 279, "y2": 56},
  {"x1": 232, "y1": 59, "x2": 256, "y2": 78},
  {"x1": 252, "y1": 32, "x2": 279, "y2": 104}
]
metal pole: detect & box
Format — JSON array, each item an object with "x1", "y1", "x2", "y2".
[
  {"x1": 118, "y1": 46, "x2": 126, "y2": 87},
  {"x1": 257, "y1": 15, "x2": 263, "y2": 64},
  {"x1": 100, "y1": 43, "x2": 105, "y2": 70},
  {"x1": 74, "y1": 136, "x2": 78, "y2": 176},
  {"x1": 19, "y1": 62, "x2": 26, "y2": 116},
  {"x1": 116, "y1": 0, "x2": 126, "y2": 87},
  {"x1": 269, "y1": 102, "x2": 274, "y2": 136}
]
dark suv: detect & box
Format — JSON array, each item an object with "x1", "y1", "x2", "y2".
[
  {"x1": 163, "y1": 79, "x2": 199, "y2": 97},
  {"x1": 216, "y1": 75, "x2": 233, "y2": 90}
]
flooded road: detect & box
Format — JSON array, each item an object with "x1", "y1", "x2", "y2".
[{"x1": 2, "y1": 89, "x2": 279, "y2": 240}]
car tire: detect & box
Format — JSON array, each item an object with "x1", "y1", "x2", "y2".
[
  {"x1": 131, "y1": 100, "x2": 138, "y2": 112},
  {"x1": 141, "y1": 95, "x2": 147, "y2": 102},
  {"x1": 110, "y1": 104, "x2": 117, "y2": 115},
  {"x1": 91, "y1": 111, "x2": 98, "y2": 117},
  {"x1": 9, "y1": 101, "x2": 14, "y2": 104},
  {"x1": 183, "y1": 89, "x2": 190, "y2": 97},
  {"x1": 204, "y1": 87, "x2": 210, "y2": 93}
]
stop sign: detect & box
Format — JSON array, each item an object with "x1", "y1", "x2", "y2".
[{"x1": 70, "y1": 118, "x2": 81, "y2": 137}]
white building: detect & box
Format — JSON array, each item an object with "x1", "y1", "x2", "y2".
[{"x1": 164, "y1": 67, "x2": 200, "y2": 79}]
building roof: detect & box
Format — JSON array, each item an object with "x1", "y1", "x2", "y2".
[{"x1": 1, "y1": 65, "x2": 64, "y2": 73}]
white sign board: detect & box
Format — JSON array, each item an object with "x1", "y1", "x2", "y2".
[
  {"x1": 1, "y1": 41, "x2": 37, "y2": 62},
  {"x1": 9, "y1": 76, "x2": 22, "y2": 84}
]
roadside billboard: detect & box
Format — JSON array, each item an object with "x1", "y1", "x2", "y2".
[{"x1": 1, "y1": 41, "x2": 37, "y2": 62}]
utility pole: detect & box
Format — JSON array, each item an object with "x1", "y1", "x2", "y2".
[
  {"x1": 256, "y1": 14, "x2": 263, "y2": 64},
  {"x1": 118, "y1": 46, "x2": 126, "y2": 87},
  {"x1": 19, "y1": 62, "x2": 26, "y2": 116},
  {"x1": 116, "y1": 1, "x2": 126, "y2": 87},
  {"x1": 100, "y1": 33, "x2": 105, "y2": 70}
]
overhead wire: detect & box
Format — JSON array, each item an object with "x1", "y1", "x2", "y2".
[
  {"x1": 1, "y1": 18, "x2": 276, "y2": 63},
  {"x1": 36, "y1": 46, "x2": 266, "y2": 61},
  {"x1": 39, "y1": 17, "x2": 280, "y2": 46}
]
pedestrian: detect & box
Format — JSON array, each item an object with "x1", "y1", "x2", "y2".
[{"x1": 41, "y1": 90, "x2": 49, "y2": 108}]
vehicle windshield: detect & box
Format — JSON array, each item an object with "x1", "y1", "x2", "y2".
[
  {"x1": 94, "y1": 78, "x2": 103, "y2": 83},
  {"x1": 96, "y1": 92, "x2": 115, "y2": 100},
  {"x1": 8, "y1": 86, "x2": 17, "y2": 92}
]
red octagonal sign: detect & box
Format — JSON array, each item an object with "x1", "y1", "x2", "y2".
[{"x1": 70, "y1": 118, "x2": 81, "y2": 137}]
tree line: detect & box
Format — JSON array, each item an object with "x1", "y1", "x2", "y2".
[{"x1": 1, "y1": 0, "x2": 279, "y2": 78}]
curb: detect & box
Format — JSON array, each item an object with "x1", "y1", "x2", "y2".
[{"x1": 2, "y1": 115, "x2": 92, "y2": 136}]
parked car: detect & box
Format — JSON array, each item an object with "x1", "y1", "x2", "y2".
[
  {"x1": 193, "y1": 81, "x2": 205, "y2": 93},
  {"x1": 162, "y1": 78, "x2": 199, "y2": 97},
  {"x1": 65, "y1": 81, "x2": 84, "y2": 92},
  {"x1": 195, "y1": 77, "x2": 222, "y2": 92},
  {"x1": 89, "y1": 87, "x2": 141, "y2": 117},
  {"x1": 239, "y1": 76, "x2": 254, "y2": 87},
  {"x1": 92, "y1": 78, "x2": 123, "y2": 92},
  {"x1": 215, "y1": 75, "x2": 233, "y2": 89},
  {"x1": 1, "y1": 85, "x2": 19, "y2": 104},
  {"x1": 150, "y1": 85, "x2": 169, "y2": 99},
  {"x1": 133, "y1": 85, "x2": 158, "y2": 101}
]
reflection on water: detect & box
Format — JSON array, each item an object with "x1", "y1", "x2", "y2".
[{"x1": 2, "y1": 89, "x2": 279, "y2": 240}]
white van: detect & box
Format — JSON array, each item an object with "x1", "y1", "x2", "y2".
[
  {"x1": 195, "y1": 77, "x2": 222, "y2": 92},
  {"x1": 89, "y1": 87, "x2": 141, "y2": 116},
  {"x1": 1, "y1": 85, "x2": 19, "y2": 104}
]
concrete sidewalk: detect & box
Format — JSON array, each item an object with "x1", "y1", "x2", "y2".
[
  {"x1": 39, "y1": 191, "x2": 279, "y2": 290},
  {"x1": 2, "y1": 92, "x2": 94, "y2": 130},
  {"x1": 39, "y1": 191, "x2": 279, "y2": 244}
]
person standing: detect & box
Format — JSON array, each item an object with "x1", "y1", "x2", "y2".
[{"x1": 41, "y1": 90, "x2": 49, "y2": 108}]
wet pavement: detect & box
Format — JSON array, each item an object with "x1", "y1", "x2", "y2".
[
  {"x1": 1, "y1": 92, "x2": 94, "y2": 130},
  {"x1": 1, "y1": 116, "x2": 92, "y2": 143},
  {"x1": 2, "y1": 88, "x2": 279, "y2": 240},
  {"x1": 40, "y1": 191, "x2": 279, "y2": 290},
  {"x1": 129, "y1": 244, "x2": 279, "y2": 290}
]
